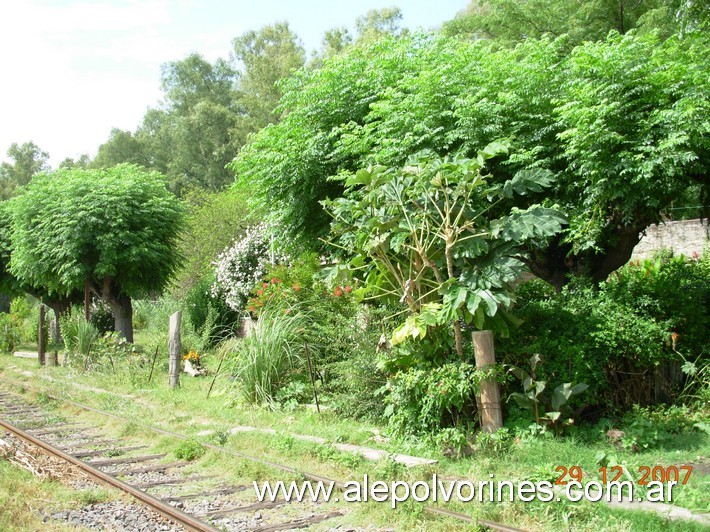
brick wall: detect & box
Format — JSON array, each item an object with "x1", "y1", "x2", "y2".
[{"x1": 631, "y1": 218, "x2": 709, "y2": 260}]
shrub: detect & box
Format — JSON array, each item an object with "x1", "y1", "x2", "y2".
[
  {"x1": 212, "y1": 223, "x2": 281, "y2": 312},
  {"x1": 89, "y1": 298, "x2": 115, "y2": 335},
  {"x1": 498, "y1": 253, "x2": 710, "y2": 411},
  {"x1": 9, "y1": 296, "x2": 38, "y2": 344},
  {"x1": 60, "y1": 315, "x2": 101, "y2": 370},
  {"x1": 606, "y1": 252, "x2": 709, "y2": 358},
  {"x1": 185, "y1": 275, "x2": 240, "y2": 345},
  {"x1": 174, "y1": 439, "x2": 206, "y2": 461},
  {"x1": 0, "y1": 313, "x2": 21, "y2": 353},
  {"x1": 383, "y1": 362, "x2": 490, "y2": 437},
  {"x1": 617, "y1": 404, "x2": 708, "y2": 452},
  {"x1": 243, "y1": 253, "x2": 389, "y2": 418}
]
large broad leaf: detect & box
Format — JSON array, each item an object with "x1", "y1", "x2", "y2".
[
  {"x1": 345, "y1": 165, "x2": 388, "y2": 188},
  {"x1": 478, "y1": 140, "x2": 509, "y2": 160},
  {"x1": 551, "y1": 382, "x2": 588, "y2": 410},
  {"x1": 491, "y1": 206, "x2": 567, "y2": 242},
  {"x1": 391, "y1": 314, "x2": 425, "y2": 345},
  {"x1": 479, "y1": 289, "x2": 499, "y2": 316},
  {"x1": 509, "y1": 366, "x2": 530, "y2": 383},
  {"x1": 570, "y1": 383, "x2": 589, "y2": 396},
  {"x1": 545, "y1": 411, "x2": 562, "y2": 423},
  {"x1": 529, "y1": 353, "x2": 542, "y2": 372},
  {"x1": 502, "y1": 168, "x2": 556, "y2": 197},
  {"x1": 509, "y1": 392, "x2": 534, "y2": 410}
]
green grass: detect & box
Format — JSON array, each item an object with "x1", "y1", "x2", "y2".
[
  {"x1": 1, "y1": 352, "x2": 707, "y2": 531},
  {"x1": 0, "y1": 459, "x2": 112, "y2": 531}
]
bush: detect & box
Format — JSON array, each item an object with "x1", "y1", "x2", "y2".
[
  {"x1": 617, "y1": 404, "x2": 708, "y2": 452},
  {"x1": 89, "y1": 298, "x2": 114, "y2": 335},
  {"x1": 60, "y1": 311, "x2": 100, "y2": 369},
  {"x1": 185, "y1": 275, "x2": 240, "y2": 345},
  {"x1": 606, "y1": 252, "x2": 709, "y2": 358},
  {"x1": 0, "y1": 313, "x2": 21, "y2": 353},
  {"x1": 212, "y1": 223, "x2": 279, "y2": 312},
  {"x1": 498, "y1": 253, "x2": 710, "y2": 411},
  {"x1": 9, "y1": 296, "x2": 38, "y2": 344},
  {"x1": 174, "y1": 439, "x2": 206, "y2": 461},
  {"x1": 383, "y1": 362, "x2": 485, "y2": 437}
]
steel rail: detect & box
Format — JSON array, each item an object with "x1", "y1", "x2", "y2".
[
  {"x1": 0, "y1": 375, "x2": 527, "y2": 531},
  {"x1": 0, "y1": 417, "x2": 220, "y2": 532}
]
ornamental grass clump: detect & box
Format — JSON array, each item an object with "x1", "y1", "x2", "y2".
[{"x1": 227, "y1": 305, "x2": 314, "y2": 406}]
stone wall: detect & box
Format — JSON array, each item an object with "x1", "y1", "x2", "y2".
[{"x1": 631, "y1": 218, "x2": 709, "y2": 260}]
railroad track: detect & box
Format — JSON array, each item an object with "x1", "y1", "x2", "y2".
[{"x1": 0, "y1": 378, "x2": 526, "y2": 531}]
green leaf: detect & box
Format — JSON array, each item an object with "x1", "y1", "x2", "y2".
[
  {"x1": 478, "y1": 140, "x2": 509, "y2": 160},
  {"x1": 502, "y1": 168, "x2": 556, "y2": 197},
  {"x1": 545, "y1": 411, "x2": 562, "y2": 423},
  {"x1": 510, "y1": 392, "x2": 533, "y2": 410},
  {"x1": 570, "y1": 383, "x2": 589, "y2": 396}
]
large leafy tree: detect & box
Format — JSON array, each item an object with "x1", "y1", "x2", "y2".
[
  {"x1": 231, "y1": 31, "x2": 708, "y2": 288},
  {"x1": 174, "y1": 187, "x2": 261, "y2": 295},
  {"x1": 0, "y1": 201, "x2": 82, "y2": 337},
  {"x1": 0, "y1": 141, "x2": 51, "y2": 199},
  {"x1": 95, "y1": 23, "x2": 306, "y2": 194},
  {"x1": 443, "y1": 0, "x2": 709, "y2": 44},
  {"x1": 92, "y1": 128, "x2": 150, "y2": 170},
  {"x1": 8, "y1": 165, "x2": 185, "y2": 341},
  {"x1": 231, "y1": 22, "x2": 306, "y2": 132}
]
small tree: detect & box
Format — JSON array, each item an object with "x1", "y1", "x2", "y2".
[
  {"x1": 325, "y1": 143, "x2": 566, "y2": 358},
  {"x1": 8, "y1": 164, "x2": 185, "y2": 342}
]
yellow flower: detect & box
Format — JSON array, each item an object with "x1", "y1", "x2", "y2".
[{"x1": 183, "y1": 350, "x2": 200, "y2": 362}]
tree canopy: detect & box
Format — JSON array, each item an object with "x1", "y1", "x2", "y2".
[
  {"x1": 443, "y1": 0, "x2": 709, "y2": 44},
  {"x1": 0, "y1": 141, "x2": 50, "y2": 199},
  {"x1": 8, "y1": 164, "x2": 185, "y2": 341},
  {"x1": 230, "y1": 30, "x2": 709, "y2": 287}
]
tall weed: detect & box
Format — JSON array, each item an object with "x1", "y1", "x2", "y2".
[{"x1": 227, "y1": 305, "x2": 314, "y2": 406}]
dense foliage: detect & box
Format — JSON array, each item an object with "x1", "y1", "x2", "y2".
[
  {"x1": 444, "y1": 0, "x2": 709, "y2": 44},
  {"x1": 325, "y1": 146, "x2": 565, "y2": 357},
  {"x1": 8, "y1": 164, "x2": 185, "y2": 341},
  {"x1": 232, "y1": 31, "x2": 709, "y2": 287},
  {"x1": 498, "y1": 253, "x2": 710, "y2": 411},
  {"x1": 211, "y1": 223, "x2": 275, "y2": 312}
]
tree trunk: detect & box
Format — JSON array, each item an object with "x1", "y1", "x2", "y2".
[
  {"x1": 46, "y1": 299, "x2": 73, "y2": 346},
  {"x1": 93, "y1": 277, "x2": 134, "y2": 343},
  {"x1": 108, "y1": 294, "x2": 133, "y2": 343},
  {"x1": 525, "y1": 222, "x2": 645, "y2": 291}
]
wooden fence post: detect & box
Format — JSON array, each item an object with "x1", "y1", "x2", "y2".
[
  {"x1": 473, "y1": 330, "x2": 503, "y2": 433},
  {"x1": 48, "y1": 317, "x2": 58, "y2": 367},
  {"x1": 38, "y1": 304, "x2": 46, "y2": 366},
  {"x1": 168, "y1": 311, "x2": 182, "y2": 389}
]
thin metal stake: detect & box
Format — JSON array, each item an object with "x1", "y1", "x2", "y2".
[
  {"x1": 304, "y1": 342, "x2": 320, "y2": 414},
  {"x1": 147, "y1": 346, "x2": 159, "y2": 384},
  {"x1": 206, "y1": 346, "x2": 228, "y2": 399}
]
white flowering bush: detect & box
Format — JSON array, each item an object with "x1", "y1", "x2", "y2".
[{"x1": 212, "y1": 223, "x2": 271, "y2": 311}]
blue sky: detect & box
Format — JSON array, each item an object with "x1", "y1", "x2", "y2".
[{"x1": 0, "y1": 0, "x2": 466, "y2": 166}]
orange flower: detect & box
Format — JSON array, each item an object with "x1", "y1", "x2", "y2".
[
  {"x1": 292, "y1": 284, "x2": 300, "y2": 291},
  {"x1": 333, "y1": 286, "x2": 343, "y2": 297},
  {"x1": 344, "y1": 285, "x2": 352, "y2": 293}
]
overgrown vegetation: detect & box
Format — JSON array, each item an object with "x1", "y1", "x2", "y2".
[{"x1": 0, "y1": 3, "x2": 708, "y2": 529}]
